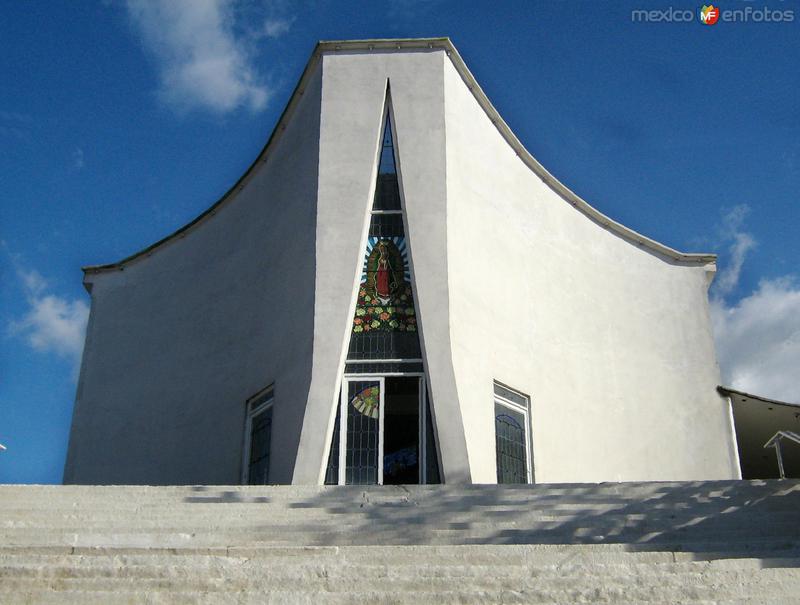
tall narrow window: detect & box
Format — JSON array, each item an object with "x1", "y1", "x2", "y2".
[
  {"x1": 323, "y1": 100, "x2": 442, "y2": 485},
  {"x1": 242, "y1": 386, "x2": 274, "y2": 485},
  {"x1": 494, "y1": 382, "x2": 533, "y2": 484},
  {"x1": 347, "y1": 111, "x2": 421, "y2": 362}
]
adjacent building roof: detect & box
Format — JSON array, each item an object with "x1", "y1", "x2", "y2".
[{"x1": 719, "y1": 386, "x2": 800, "y2": 479}]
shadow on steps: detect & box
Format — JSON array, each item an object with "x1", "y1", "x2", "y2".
[{"x1": 179, "y1": 480, "x2": 800, "y2": 562}]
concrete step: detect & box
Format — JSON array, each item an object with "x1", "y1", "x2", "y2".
[
  {"x1": 4, "y1": 515, "x2": 799, "y2": 536},
  {"x1": 2, "y1": 482, "x2": 799, "y2": 604},
  {"x1": 3, "y1": 566, "x2": 800, "y2": 604},
  {"x1": 1, "y1": 480, "x2": 796, "y2": 501},
  {"x1": 3, "y1": 530, "x2": 799, "y2": 552},
  {"x1": 4, "y1": 501, "x2": 799, "y2": 517},
  {"x1": 3, "y1": 550, "x2": 799, "y2": 576},
  {"x1": 5, "y1": 542, "x2": 799, "y2": 563},
  {"x1": 4, "y1": 515, "x2": 798, "y2": 537}
]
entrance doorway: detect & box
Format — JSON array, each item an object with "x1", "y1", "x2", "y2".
[
  {"x1": 383, "y1": 377, "x2": 420, "y2": 484},
  {"x1": 327, "y1": 374, "x2": 439, "y2": 485}
]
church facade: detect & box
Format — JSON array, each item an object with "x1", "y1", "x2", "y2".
[{"x1": 64, "y1": 38, "x2": 740, "y2": 486}]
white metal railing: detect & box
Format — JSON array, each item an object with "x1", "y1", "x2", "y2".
[{"x1": 764, "y1": 431, "x2": 800, "y2": 479}]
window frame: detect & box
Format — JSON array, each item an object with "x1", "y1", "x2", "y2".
[
  {"x1": 241, "y1": 385, "x2": 275, "y2": 485},
  {"x1": 332, "y1": 371, "x2": 436, "y2": 485},
  {"x1": 493, "y1": 382, "x2": 534, "y2": 484}
]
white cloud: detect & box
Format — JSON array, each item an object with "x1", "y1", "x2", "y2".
[
  {"x1": 257, "y1": 17, "x2": 293, "y2": 39},
  {"x1": 19, "y1": 269, "x2": 47, "y2": 297},
  {"x1": 711, "y1": 279, "x2": 800, "y2": 404},
  {"x1": 713, "y1": 204, "x2": 756, "y2": 296},
  {"x1": 72, "y1": 147, "x2": 85, "y2": 170},
  {"x1": 126, "y1": 0, "x2": 269, "y2": 113},
  {"x1": 710, "y1": 207, "x2": 800, "y2": 403},
  {"x1": 9, "y1": 269, "x2": 89, "y2": 369},
  {"x1": 0, "y1": 110, "x2": 34, "y2": 142}
]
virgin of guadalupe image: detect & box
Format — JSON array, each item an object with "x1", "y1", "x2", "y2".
[{"x1": 366, "y1": 240, "x2": 405, "y2": 305}]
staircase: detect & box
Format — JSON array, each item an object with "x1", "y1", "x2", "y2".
[{"x1": 2, "y1": 481, "x2": 799, "y2": 603}]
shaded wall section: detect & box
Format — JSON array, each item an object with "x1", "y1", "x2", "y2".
[
  {"x1": 723, "y1": 388, "x2": 800, "y2": 479},
  {"x1": 64, "y1": 65, "x2": 323, "y2": 485}
]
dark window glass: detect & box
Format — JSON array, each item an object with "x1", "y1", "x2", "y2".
[
  {"x1": 383, "y1": 377, "x2": 420, "y2": 485},
  {"x1": 324, "y1": 400, "x2": 341, "y2": 485},
  {"x1": 247, "y1": 406, "x2": 273, "y2": 485},
  {"x1": 374, "y1": 114, "x2": 400, "y2": 209},
  {"x1": 495, "y1": 403, "x2": 527, "y2": 484},
  {"x1": 378, "y1": 115, "x2": 397, "y2": 171},
  {"x1": 373, "y1": 174, "x2": 401, "y2": 211},
  {"x1": 369, "y1": 212, "x2": 404, "y2": 238},
  {"x1": 425, "y1": 391, "x2": 441, "y2": 484},
  {"x1": 348, "y1": 330, "x2": 421, "y2": 360}
]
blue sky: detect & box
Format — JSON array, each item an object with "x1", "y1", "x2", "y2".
[{"x1": 1, "y1": 1, "x2": 798, "y2": 483}]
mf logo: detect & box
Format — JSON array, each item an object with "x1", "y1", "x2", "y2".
[{"x1": 700, "y1": 5, "x2": 720, "y2": 25}]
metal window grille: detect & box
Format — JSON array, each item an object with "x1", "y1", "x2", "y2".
[
  {"x1": 242, "y1": 386, "x2": 274, "y2": 485},
  {"x1": 247, "y1": 404, "x2": 273, "y2": 485},
  {"x1": 345, "y1": 361, "x2": 424, "y2": 374},
  {"x1": 369, "y1": 212, "x2": 404, "y2": 237},
  {"x1": 494, "y1": 383, "x2": 532, "y2": 484}
]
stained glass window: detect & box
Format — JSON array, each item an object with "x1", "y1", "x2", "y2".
[
  {"x1": 347, "y1": 111, "x2": 421, "y2": 361},
  {"x1": 345, "y1": 381, "x2": 380, "y2": 485}
]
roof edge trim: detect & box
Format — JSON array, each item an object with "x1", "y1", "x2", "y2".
[
  {"x1": 82, "y1": 41, "x2": 326, "y2": 275},
  {"x1": 717, "y1": 386, "x2": 800, "y2": 409},
  {"x1": 85, "y1": 37, "x2": 714, "y2": 276}
]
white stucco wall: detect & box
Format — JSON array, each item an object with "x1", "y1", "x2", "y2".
[
  {"x1": 66, "y1": 41, "x2": 740, "y2": 485},
  {"x1": 64, "y1": 65, "x2": 323, "y2": 485},
  {"x1": 442, "y1": 58, "x2": 739, "y2": 482}
]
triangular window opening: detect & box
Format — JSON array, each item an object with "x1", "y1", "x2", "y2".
[
  {"x1": 378, "y1": 114, "x2": 397, "y2": 175},
  {"x1": 325, "y1": 105, "x2": 440, "y2": 485}
]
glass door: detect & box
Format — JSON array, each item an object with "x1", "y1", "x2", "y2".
[
  {"x1": 341, "y1": 378, "x2": 384, "y2": 485},
  {"x1": 330, "y1": 374, "x2": 439, "y2": 485}
]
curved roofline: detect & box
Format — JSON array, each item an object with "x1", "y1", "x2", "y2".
[
  {"x1": 717, "y1": 386, "x2": 800, "y2": 409},
  {"x1": 84, "y1": 37, "x2": 715, "y2": 276}
]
